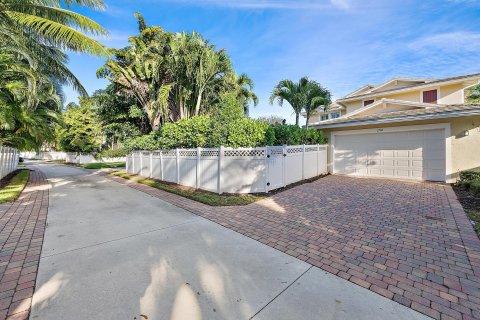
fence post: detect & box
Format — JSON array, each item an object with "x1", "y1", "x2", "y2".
[
  {"x1": 140, "y1": 152, "x2": 143, "y2": 176},
  {"x1": 0, "y1": 147, "x2": 4, "y2": 179},
  {"x1": 160, "y1": 151, "x2": 164, "y2": 180},
  {"x1": 131, "y1": 153, "x2": 135, "y2": 174},
  {"x1": 196, "y1": 147, "x2": 201, "y2": 189},
  {"x1": 283, "y1": 145, "x2": 287, "y2": 187},
  {"x1": 176, "y1": 148, "x2": 180, "y2": 184},
  {"x1": 149, "y1": 152, "x2": 153, "y2": 178},
  {"x1": 265, "y1": 146, "x2": 269, "y2": 193},
  {"x1": 126, "y1": 153, "x2": 129, "y2": 173},
  {"x1": 316, "y1": 144, "x2": 319, "y2": 176},
  {"x1": 302, "y1": 144, "x2": 305, "y2": 180},
  {"x1": 14, "y1": 149, "x2": 18, "y2": 171},
  {"x1": 217, "y1": 146, "x2": 223, "y2": 194}
]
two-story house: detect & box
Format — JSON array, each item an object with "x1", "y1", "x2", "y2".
[{"x1": 306, "y1": 73, "x2": 480, "y2": 182}]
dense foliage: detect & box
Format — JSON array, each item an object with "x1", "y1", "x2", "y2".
[
  {"x1": 123, "y1": 100, "x2": 327, "y2": 152},
  {"x1": 57, "y1": 101, "x2": 102, "y2": 153},
  {"x1": 0, "y1": 0, "x2": 107, "y2": 149},
  {"x1": 466, "y1": 84, "x2": 480, "y2": 103},
  {"x1": 458, "y1": 170, "x2": 480, "y2": 196},
  {"x1": 97, "y1": 14, "x2": 257, "y2": 132}
]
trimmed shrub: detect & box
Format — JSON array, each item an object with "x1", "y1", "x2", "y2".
[
  {"x1": 225, "y1": 118, "x2": 270, "y2": 148},
  {"x1": 124, "y1": 132, "x2": 161, "y2": 151},
  {"x1": 95, "y1": 148, "x2": 128, "y2": 160},
  {"x1": 470, "y1": 179, "x2": 480, "y2": 196},
  {"x1": 158, "y1": 116, "x2": 211, "y2": 149},
  {"x1": 264, "y1": 125, "x2": 327, "y2": 145},
  {"x1": 459, "y1": 170, "x2": 480, "y2": 182}
]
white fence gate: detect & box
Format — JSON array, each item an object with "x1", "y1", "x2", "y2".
[
  {"x1": 0, "y1": 146, "x2": 19, "y2": 180},
  {"x1": 127, "y1": 144, "x2": 327, "y2": 194}
]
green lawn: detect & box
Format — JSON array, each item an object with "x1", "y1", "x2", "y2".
[
  {"x1": 109, "y1": 171, "x2": 263, "y2": 206},
  {"x1": 80, "y1": 162, "x2": 126, "y2": 169},
  {"x1": 0, "y1": 170, "x2": 30, "y2": 204}
]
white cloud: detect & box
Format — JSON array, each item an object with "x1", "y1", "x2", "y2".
[
  {"x1": 330, "y1": 0, "x2": 351, "y2": 9},
  {"x1": 409, "y1": 31, "x2": 480, "y2": 52},
  {"x1": 145, "y1": 0, "x2": 348, "y2": 10}
]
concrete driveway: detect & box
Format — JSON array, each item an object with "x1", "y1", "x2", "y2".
[{"x1": 29, "y1": 164, "x2": 429, "y2": 320}]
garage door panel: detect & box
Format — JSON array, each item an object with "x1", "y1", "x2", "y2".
[{"x1": 334, "y1": 128, "x2": 446, "y2": 181}]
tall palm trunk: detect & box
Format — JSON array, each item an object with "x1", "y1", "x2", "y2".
[
  {"x1": 295, "y1": 113, "x2": 300, "y2": 126},
  {"x1": 195, "y1": 89, "x2": 203, "y2": 116}
]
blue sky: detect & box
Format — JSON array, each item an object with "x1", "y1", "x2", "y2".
[{"x1": 65, "y1": 0, "x2": 480, "y2": 124}]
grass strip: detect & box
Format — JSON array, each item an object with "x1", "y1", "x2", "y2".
[
  {"x1": 109, "y1": 170, "x2": 263, "y2": 206},
  {"x1": 0, "y1": 170, "x2": 30, "y2": 204},
  {"x1": 81, "y1": 162, "x2": 125, "y2": 169}
]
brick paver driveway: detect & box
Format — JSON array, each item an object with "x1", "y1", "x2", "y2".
[{"x1": 111, "y1": 174, "x2": 480, "y2": 320}]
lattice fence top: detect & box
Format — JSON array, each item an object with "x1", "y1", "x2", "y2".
[
  {"x1": 179, "y1": 150, "x2": 198, "y2": 157},
  {"x1": 200, "y1": 150, "x2": 219, "y2": 157},
  {"x1": 162, "y1": 150, "x2": 176, "y2": 157},
  {"x1": 224, "y1": 149, "x2": 266, "y2": 158},
  {"x1": 287, "y1": 147, "x2": 302, "y2": 154},
  {"x1": 130, "y1": 145, "x2": 324, "y2": 158}
]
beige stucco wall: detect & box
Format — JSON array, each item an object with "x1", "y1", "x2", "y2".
[
  {"x1": 320, "y1": 115, "x2": 480, "y2": 181},
  {"x1": 341, "y1": 82, "x2": 468, "y2": 115},
  {"x1": 438, "y1": 83, "x2": 465, "y2": 104}
]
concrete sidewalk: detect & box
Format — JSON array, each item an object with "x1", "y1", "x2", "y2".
[{"x1": 30, "y1": 164, "x2": 429, "y2": 320}]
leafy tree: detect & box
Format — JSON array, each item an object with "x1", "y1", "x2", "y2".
[
  {"x1": 466, "y1": 84, "x2": 480, "y2": 103},
  {"x1": 234, "y1": 73, "x2": 258, "y2": 117},
  {"x1": 58, "y1": 100, "x2": 102, "y2": 152},
  {"x1": 258, "y1": 115, "x2": 285, "y2": 125},
  {"x1": 1, "y1": 0, "x2": 108, "y2": 96},
  {"x1": 0, "y1": 0, "x2": 107, "y2": 149},
  {"x1": 88, "y1": 87, "x2": 147, "y2": 148},
  {"x1": 270, "y1": 77, "x2": 310, "y2": 126},
  {"x1": 0, "y1": 49, "x2": 62, "y2": 149},
  {"x1": 304, "y1": 81, "x2": 331, "y2": 128},
  {"x1": 98, "y1": 14, "x2": 255, "y2": 131}
]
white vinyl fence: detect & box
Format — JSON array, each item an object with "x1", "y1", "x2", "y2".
[
  {"x1": 126, "y1": 144, "x2": 327, "y2": 194},
  {"x1": 21, "y1": 151, "x2": 125, "y2": 164},
  {"x1": 0, "y1": 146, "x2": 19, "y2": 180}
]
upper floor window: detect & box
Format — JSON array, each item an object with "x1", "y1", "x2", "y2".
[
  {"x1": 422, "y1": 89, "x2": 438, "y2": 104},
  {"x1": 363, "y1": 99, "x2": 375, "y2": 107},
  {"x1": 330, "y1": 112, "x2": 341, "y2": 119},
  {"x1": 320, "y1": 112, "x2": 341, "y2": 121}
]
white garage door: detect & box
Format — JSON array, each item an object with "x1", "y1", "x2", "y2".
[{"x1": 333, "y1": 129, "x2": 446, "y2": 181}]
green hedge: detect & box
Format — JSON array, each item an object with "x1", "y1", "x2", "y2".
[
  {"x1": 124, "y1": 116, "x2": 327, "y2": 152},
  {"x1": 459, "y1": 170, "x2": 480, "y2": 182},
  {"x1": 265, "y1": 125, "x2": 327, "y2": 145},
  {"x1": 94, "y1": 149, "x2": 128, "y2": 160},
  {"x1": 458, "y1": 170, "x2": 480, "y2": 196}
]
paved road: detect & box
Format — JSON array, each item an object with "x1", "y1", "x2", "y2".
[{"x1": 29, "y1": 163, "x2": 429, "y2": 320}]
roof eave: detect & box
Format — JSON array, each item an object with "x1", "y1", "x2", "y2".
[
  {"x1": 311, "y1": 109, "x2": 480, "y2": 130},
  {"x1": 337, "y1": 74, "x2": 480, "y2": 102}
]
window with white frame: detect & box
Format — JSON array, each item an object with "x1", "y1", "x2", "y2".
[{"x1": 330, "y1": 112, "x2": 341, "y2": 119}]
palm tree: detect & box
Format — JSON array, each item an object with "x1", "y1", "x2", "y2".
[
  {"x1": 269, "y1": 77, "x2": 310, "y2": 126},
  {"x1": 0, "y1": 0, "x2": 107, "y2": 56},
  {"x1": 236, "y1": 73, "x2": 258, "y2": 117},
  {"x1": 304, "y1": 81, "x2": 331, "y2": 128},
  {"x1": 0, "y1": 0, "x2": 108, "y2": 96}
]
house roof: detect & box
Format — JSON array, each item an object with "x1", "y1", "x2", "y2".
[
  {"x1": 345, "y1": 98, "x2": 437, "y2": 118},
  {"x1": 311, "y1": 104, "x2": 480, "y2": 129},
  {"x1": 338, "y1": 73, "x2": 480, "y2": 102}
]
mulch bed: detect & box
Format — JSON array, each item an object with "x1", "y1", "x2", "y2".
[{"x1": 452, "y1": 184, "x2": 480, "y2": 212}]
